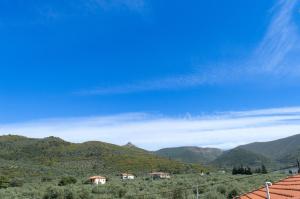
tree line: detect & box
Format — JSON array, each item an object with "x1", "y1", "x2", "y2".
[{"x1": 232, "y1": 165, "x2": 267, "y2": 175}]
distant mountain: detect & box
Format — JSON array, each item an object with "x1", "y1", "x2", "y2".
[
  {"x1": 238, "y1": 134, "x2": 300, "y2": 165},
  {"x1": 122, "y1": 142, "x2": 147, "y2": 152},
  {"x1": 212, "y1": 148, "x2": 273, "y2": 168},
  {"x1": 212, "y1": 134, "x2": 300, "y2": 169},
  {"x1": 123, "y1": 142, "x2": 137, "y2": 148},
  {"x1": 3, "y1": 133, "x2": 300, "y2": 177},
  {"x1": 0, "y1": 135, "x2": 206, "y2": 179},
  {"x1": 155, "y1": 146, "x2": 223, "y2": 164}
]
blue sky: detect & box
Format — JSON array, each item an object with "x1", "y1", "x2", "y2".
[{"x1": 1, "y1": 0, "x2": 300, "y2": 148}]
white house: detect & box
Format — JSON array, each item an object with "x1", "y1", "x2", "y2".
[
  {"x1": 89, "y1": 176, "x2": 106, "y2": 185},
  {"x1": 149, "y1": 172, "x2": 171, "y2": 180},
  {"x1": 121, "y1": 173, "x2": 135, "y2": 180}
]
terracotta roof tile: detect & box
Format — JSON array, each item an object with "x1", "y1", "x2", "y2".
[
  {"x1": 89, "y1": 176, "x2": 106, "y2": 179},
  {"x1": 238, "y1": 175, "x2": 300, "y2": 199}
]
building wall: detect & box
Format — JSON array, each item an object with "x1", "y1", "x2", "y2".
[
  {"x1": 122, "y1": 175, "x2": 135, "y2": 180},
  {"x1": 93, "y1": 178, "x2": 106, "y2": 185}
]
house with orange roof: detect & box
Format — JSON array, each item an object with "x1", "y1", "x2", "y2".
[
  {"x1": 149, "y1": 172, "x2": 171, "y2": 180},
  {"x1": 237, "y1": 175, "x2": 300, "y2": 199},
  {"x1": 89, "y1": 176, "x2": 106, "y2": 185}
]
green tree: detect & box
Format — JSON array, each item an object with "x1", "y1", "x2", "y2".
[
  {"x1": 0, "y1": 176, "x2": 9, "y2": 189},
  {"x1": 9, "y1": 178, "x2": 24, "y2": 187},
  {"x1": 232, "y1": 167, "x2": 238, "y2": 175},
  {"x1": 172, "y1": 187, "x2": 184, "y2": 199},
  {"x1": 237, "y1": 165, "x2": 245, "y2": 175},
  {"x1": 217, "y1": 185, "x2": 226, "y2": 195},
  {"x1": 228, "y1": 189, "x2": 238, "y2": 199},
  {"x1": 245, "y1": 167, "x2": 252, "y2": 175},
  {"x1": 261, "y1": 165, "x2": 268, "y2": 174},
  {"x1": 43, "y1": 187, "x2": 63, "y2": 199},
  {"x1": 58, "y1": 176, "x2": 77, "y2": 186},
  {"x1": 77, "y1": 188, "x2": 94, "y2": 199},
  {"x1": 255, "y1": 168, "x2": 261, "y2": 173},
  {"x1": 64, "y1": 189, "x2": 75, "y2": 199}
]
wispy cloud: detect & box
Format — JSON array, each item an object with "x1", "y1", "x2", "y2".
[
  {"x1": 76, "y1": 66, "x2": 234, "y2": 95},
  {"x1": 1, "y1": 107, "x2": 300, "y2": 150},
  {"x1": 253, "y1": 0, "x2": 299, "y2": 73},
  {"x1": 85, "y1": 0, "x2": 147, "y2": 13},
  {"x1": 0, "y1": 0, "x2": 148, "y2": 27},
  {"x1": 76, "y1": 73, "x2": 210, "y2": 95},
  {"x1": 79, "y1": 0, "x2": 300, "y2": 95}
]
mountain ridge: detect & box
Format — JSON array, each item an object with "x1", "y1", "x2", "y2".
[
  {"x1": 154, "y1": 134, "x2": 300, "y2": 169},
  {"x1": 2, "y1": 134, "x2": 300, "y2": 173},
  {"x1": 212, "y1": 134, "x2": 300, "y2": 168},
  {"x1": 0, "y1": 134, "x2": 206, "y2": 180},
  {"x1": 155, "y1": 146, "x2": 223, "y2": 164}
]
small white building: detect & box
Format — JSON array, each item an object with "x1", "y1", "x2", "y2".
[
  {"x1": 121, "y1": 173, "x2": 135, "y2": 180},
  {"x1": 219, "y1": 170, "x2": 226, "y2": 174},
  {"x1": 89, "y1": 176, "x2": 106, "y2": 185},
  {"x1": 149, "y1": 172, "x2": 171, "y2": 179}
]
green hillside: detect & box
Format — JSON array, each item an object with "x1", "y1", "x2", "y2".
[
  {"x1": 212, "y1": 148, "x2": 273, "y2": 168},
  {"x1": 238, "y1": 134, "x2": 300, "y2": 164},
  {"x1": 155, "y1": 146, "x2": 222, "y2": 164},
  {"x1": 0, "y1": 135, "x2": 206, "y2": 180}
]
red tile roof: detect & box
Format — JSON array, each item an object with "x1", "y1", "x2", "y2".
[
  {"x1": 89, "y1": 176, "x2": 106, "y2": 179},
  {"x1": 238, "y1": 175, "x2": 300, "y2": 199},
  {"x1": 121, "y1": 173, "x2": 134, "y2": 176},
  {"x1": 149, "y1": 172, "x2": 169, "y2": 175}
]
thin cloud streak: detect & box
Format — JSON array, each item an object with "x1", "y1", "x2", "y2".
[
  {"x1": 86, "y1": 0, "x2": 147, "y2": 12},
  {"x1": 1, "y1": 107, "x2": 300, "y2": 150},
  {"x1": 79, "y1": 0, "x2": 300, "y2": 95},
  {"x1": 76, "y1": 66, "x2": 233, "y2": 95},
  {"x1": 253, "y1": 0, "x2": 298, "y2": 73},
  {"x1": 77, "y1": 73, "x2": 208, "y2": 95},
  {"x1": 0, "y1": 0, "x2": 148, "y2": 27}
]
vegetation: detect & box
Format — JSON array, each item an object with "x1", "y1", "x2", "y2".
[
  {"x1": 58, "y1": 176, "x2": 77, "y2": 186},
  {"x1": 0, "y1": 134, "x2": 297, "y2": 198},
  {"x1": 232, "y1": 166, "x2": 252, "y2": 175},
  {"x1": 0, "y1": 176, "x2": 9, "y2": 189},
  {"x1": 238, "y1": 134, "x2": 300, "y2": 165},
  {"x1": 212, "y1": 148, "x2": 274, "y2": 168},
  {"x1": 232, "y1": 164, "x2": 268, "y2": 175},
  {"x1": 261, "y1": 165, "x2": 268, "y2": 174},
  {"x1": 155, "y1": 134, "x2": 300, "y2": 169},
  {"x1": 0, "y1": 171, "x2": 288, "y2": 199},
  {"x1": 155, "y1": 147, "x2": 222, "y2": 165},
  {"x1": 0, "y1": 135, "x2": 206, "y2": 180}
]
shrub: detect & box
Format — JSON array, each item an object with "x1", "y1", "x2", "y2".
[
  {"x1": 107, "y1": 184, "x2": 127, "y2": 198},
  {"x1": 58, "y1": 176, "x2": 77, "y2": 186},
  {"x1": 197, "y1": 186, "x2": 206, "y2": 194},
  {"x1": 117, "y1": 187, "x2": 127, "y2": 198},
  {"x1": 64, "y1": 189, "x2": 75, "y2": 199},
  {"x1": 261, "y1": 165, "x2": 268, "y2": 174},
  {"x1": 77, "y1": 188, "x2": 94, "y2": 199},
  {"x1": 205, "y1": 191, "x2": 226, "y2": 199},
  {"x1": 41, "y1": 176, "x2": 53, "y2": 182},
  {"x1": 43, "y1": 187, "x2": 63, "y2": 199},
  {"x1": 92, "y1": 186, "x2": 106, "y2": 194},
  {"x1": 82, "y1": 179, "x2": 91, "y2": 184},
  {"x1": 0, "y1": 176, "x2": 9, "y2": 189},
  {"x1": 172, "y1": 187, "x2": 184, "y2": 199},
  {"x1": 124, "y1": 195, "x2": 135, "y2": 199},
  {"x1": 228, "y1": 189, "x2": 239, "y2": 199},
  {"x1": 216, "y1": 185, "x2": 226, "y2": 195},
  {"x1": 9, "y1": 178, "x2": 24, "y2": 187}
]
